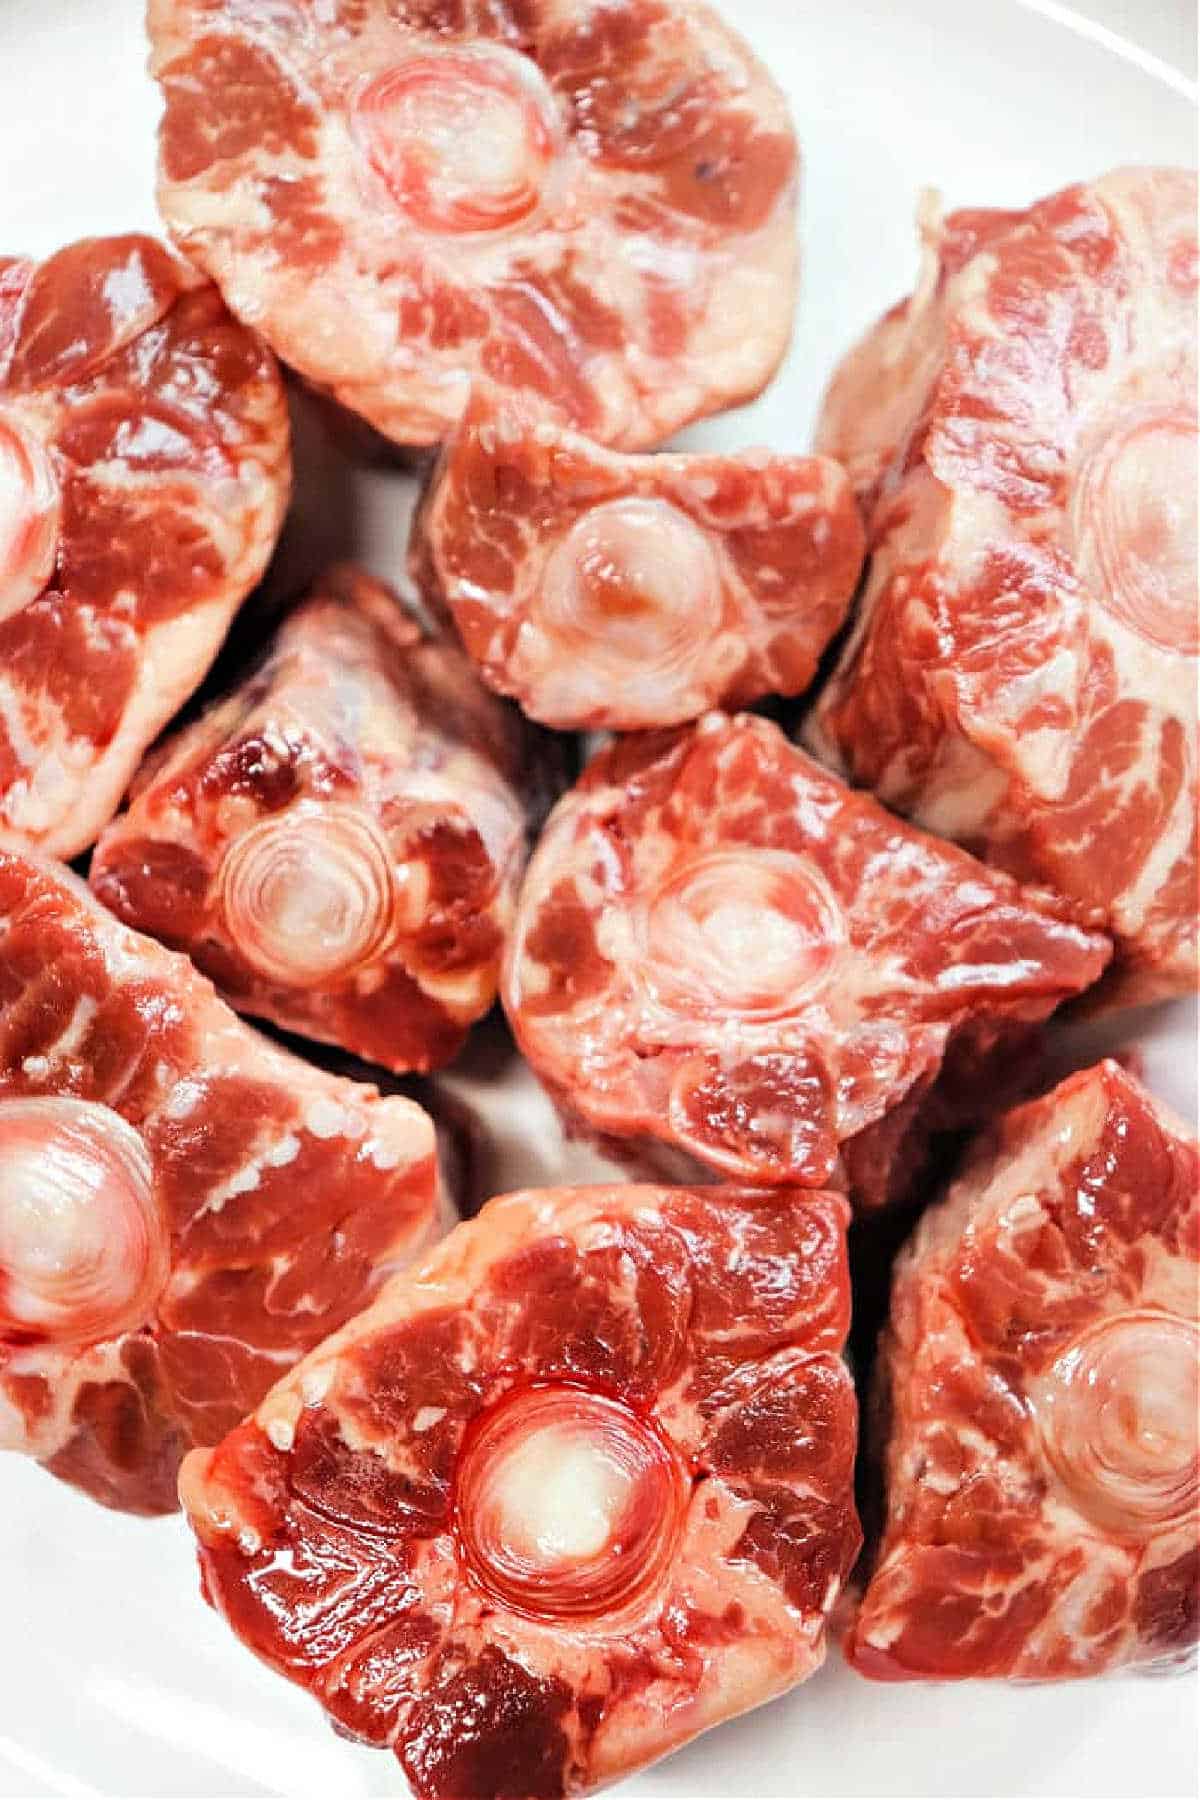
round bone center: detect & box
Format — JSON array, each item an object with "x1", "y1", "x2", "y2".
[
  {"x1": 538, "y1": 497, "x2": 723, "y2": 660},
  {"x1": 0, "y1": 1097, "x2": 164, "y2": 1344},
  {"x1": 1036, "y1": 1310, "x2": 1200, "y2": 1534},
  {"x1": 489, "y1": 1423, "x2": 634, "y2": 1562},
  {"x1": 353, "y1": 51, "x2": 556, "y2": 234},
  {"x1": 455, "y1": 1384, "x2": 684, "y2": 1619},
  {"x1": 0, "y1": 412, "x2": 60, "y2": 624},
  {"x1": 1077, "y1": 408, "x2": 1199, "y2": 655},
  {"x1": 220, "y1": 806, "x2": 397, "y2": 986},
  {"x1": 644, "y1": 850, "x2": 846, "y2": 1019}
]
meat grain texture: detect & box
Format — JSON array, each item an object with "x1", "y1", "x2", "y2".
[
  {"x1": 147, "y1": 0, "x2": 799, "y2": 448},
  {"x1": 182, "y1": 1183, "x2": 860, "y2": 1797},
  {"x1": 504, "y1": 713, "x2": 1112, "y2": 1207},
  {"x1": 0, "y1": 5, "x2": 1192, "y2": 1786},
  {"x1": 0, "y1": 235, "x2": 289, "y2": 856},
  {"x1": 807, "y1": 168, "x2": 1198, "y2": 1003},
  {"x1": 92, "y1": 564, "x2": 549, "y2": 1074},
  {"x1": 411, "y1": 388, "x2": 864, "y2": 729},
  {"x1": 851, "y1": 1061, "x2": 1199, "y2": 1679},
  {"x1": 0, "y1": 852, "x2": 443, "y2": 1514}
]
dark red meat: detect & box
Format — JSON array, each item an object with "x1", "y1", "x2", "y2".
[
  {"x1": 181, "y1": 1182, "x2": 859, "y2": 1795},
  {"x1": 503, "y1": 714, "x2": 1112, "y2": 1205},
  {"x1": 91, "y1": 565, "x2": 546, "y2": 1074},
  {"x1": 850, "y1": 1060, "x2": 1199, "y2": 1679},
  {"x1": 0, "y1": 851, "x2": 443, "y2": 1514},
  {"x1": 147, "y1": 0, "x2": 798, "y2": 449},
  {"x1": 806, "y1": 168, "x2": 1198, "y2": 1003},
  {"x1": 0, "y1": 235, "x2": 289, "y2": 857},
  {"x1": 410, "y1": 389, "x2": 863, "y2": 729}
]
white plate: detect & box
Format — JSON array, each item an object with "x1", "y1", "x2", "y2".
[{"x1": 0, "y1": 3, "x2": 1197, "y2": 1797}]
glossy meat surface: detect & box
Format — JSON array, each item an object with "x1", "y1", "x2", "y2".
[
  {"x1": 504, "y1": 715, "x2": 1112, "y2": 1205},
  {"x1": 0, "y1": 235, "x2": 289, "y2": 857},
  {"x1": 148, "y1": 0, "x2": 798, "y2": 449},
  {"x1": 410, "y1": 390, "x2": 863, "y2": 729},
  {"x1": 92, "y1": 565, "x2": 543, "y2": 1075},
  {"x1": 850, "y1": 1060, "x2": 1199, "y2": 1680},
  {"x1": 0, "y1": 852, "x2": 441, "y2": 1514},
  {"x1": 807, "y1": 169, "x2": 1198, "y2": 1002},
  {"x1": 181, "y1": 1183, "x2": 859, "y2": 1796}
]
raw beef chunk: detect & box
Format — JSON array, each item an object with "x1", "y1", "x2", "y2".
[
  {"x1": 0, "y1": 852, "x2": 442, "y2": 1514},
  {"x1": 806, "y1": 169, "x2": 1198, "y2": 1003},
  {"x1": 503, "y1": 715, "x2": 1111, "y2": 1205},
  {"x1": 181, "y1": 1183, "x2": 859, "y2": 1796},
  {"x1": 850, "y1": 1060, "x2": 1199, "y2": 1679},
  {"x1": 410, "y1": 390, "x2": 863, "y2": 729},
  {"x1": 92, "y1": 565, "x2": 543, "y2": 1075},
  {"x1": 0, "y1": 235, "x2": 289, "y2": 857},
  {"x1": 148, "y1": 0, "x2": 798, "y2": 449}
]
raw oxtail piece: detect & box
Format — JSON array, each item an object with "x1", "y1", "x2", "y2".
[
  {"x1": 850, "y1": 1060, "x2": 1200, "y2": 1680},
  {"x1": 92, "y1": 565, "x2": 545, "y2": 1075},
  {"x1": 147, "y1": 0, "x2": 798, "y2": 450},
  {"x1": 181, "y1": 1183, "x2": 860, "y2": 1797},
  {"x1": 0, "y1": 851, "x2": 443, "y2": 1515},
  {"x1": 410, "y1": 390, "x2": 864, "y2": 729},
  {"x1": 0, "y1": 235, "x2": 290, "y2": 857},
  {"x1": 806, "y1": 168, "x2": 1199, "y2": 1004},
  {"x1": 504, "y1": 715, "x2": 1112, "y2": 1207}
]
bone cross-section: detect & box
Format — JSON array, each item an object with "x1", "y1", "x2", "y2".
[
  {"x1": 805, "y1": 168, "x2": 1198, "y2": 1003},
  {"x1": 410, "y1": 390, "x2": 864, "y2": 729},
  {"x1": 850, "y1": 1060, "x2": 1199, "y2": 1679},
  {"x1": 0, "y1": 851, "x2": 443, "y2": 1514},
  {"x1": 181, "y1": 1182, "x2": 859, "y2": 1797},
  {"x1": 0, "y1": 235, "x2": 290, "y2": 858},
  {"x1": 92, "y1": 565, "x2": 548, "y2": 1075},
  {"x1": 504, "y1": 714, "x2": 1112, "y2": 1206},
  {"x1": 147, "y1": 0, "x2": 798, "y2": 449}
]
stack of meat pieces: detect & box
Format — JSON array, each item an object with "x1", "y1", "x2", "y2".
[{"x1": 0, "y1": 0, "x2": 1195, "y2": 1794}]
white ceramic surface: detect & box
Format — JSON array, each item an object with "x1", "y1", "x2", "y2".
[{"x1": 0, "y1": 3, "x2": 1197, "y2": 1796}]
